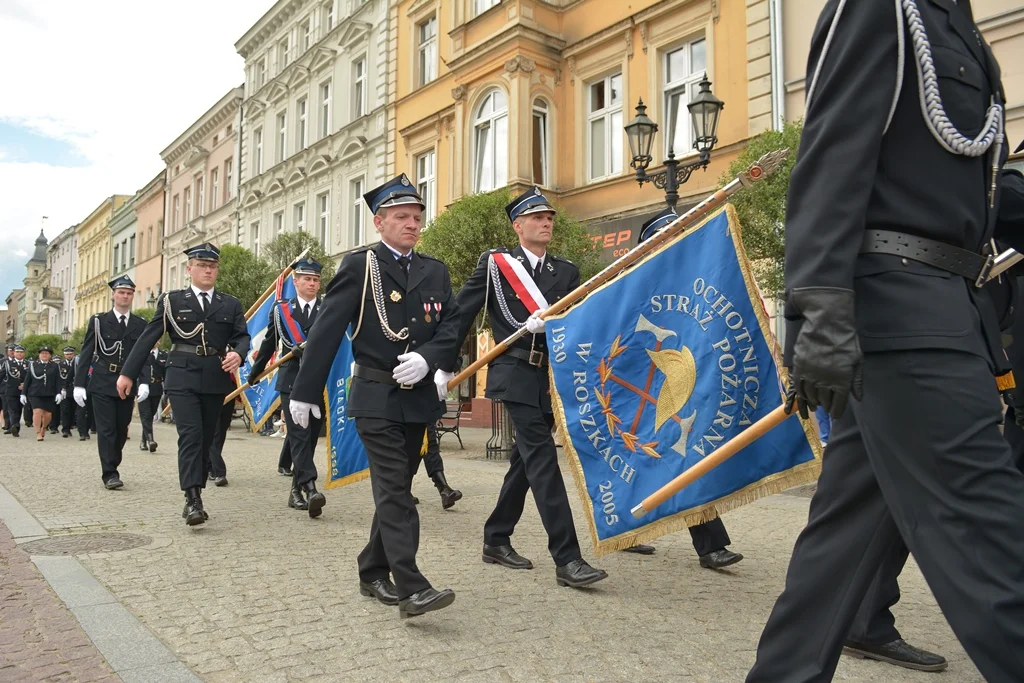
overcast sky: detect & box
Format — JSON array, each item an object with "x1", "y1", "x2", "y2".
[{"x1": 0, "y1": 0, "x2": 270, "y2": 308}]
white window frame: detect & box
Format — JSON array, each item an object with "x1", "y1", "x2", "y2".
[
  {"x1": 278, "y1": 37, "x2": 290, "y2": 71},
  {"x1": 472, "y1": 89, "x2": 509, "y2": 192},
  {"x1": 277, "y1": 111, "x2": 287, "y2": 163},
  {"x1": 224, "y1": 158, "x2": 233, "y2": 200},
  {"x1": 352, "y1": 57, "x2": 367, "y2": 119},
  {"x1": 113, "y1": 244, "x2": 119, "y2": 274},
  {"x1": 294, "y1": 201, "x2": 306, "y2": 233},
  {"x1": 251, "y1": 221, "x2": 261, "y2": 257},
  {"x1": 273, "y1": 210, "x2": 284, "y2": 238},
  {"x1": 302, "y1": 16, "x2": 312, "y2": 52},
  {"x1": 253, "y1": 129, "x2": 264, "y2": 174},
  {"x1": 317, "y1": 191, "x2": 331, "y2": 246},
  {"x1": 320, "y1": 80, "x2": 332, "y2": 139},
  {"x1": 532, "y1": 98, "x2": 550, "y2": 187},
  {"x1": 172, "y1": 194, "x2": 180, "y2": 230},
  {"x1": 351, "y1": 178, "x2": 364, "y2": 246},
  {"x1": 586, "y1": 72, "x2": 624, "y2": 182},
  {"x1": 323, "y1": 2, "x2": 334, "y2": 33},
  {"x1": 297, "y1": 97, "x2": 308, "y2": 150},
  {"x1": 210, "y1": 168, "x2": 220, "y2": 211},
  {"x1": 663, "y1": 38, "x2": 707, "y2": 157},
  {"x1": 129, "y1": 235, "x2": 135, "y2": 267},
  {"x1": 417, "y1": 16, "x2": 437, "y2": 87},
  {"x1": 474, "y1": 0, "x2": 499, "y2": 17},
  {"x1": 415, "y1": 150, "x2": 436, "y2": 222},
  {"x1": 196, "y1": 175, "x2": 205, "y2": 217},
  {"x1": 255, "y1": 58, "x2": 266, "y2": 89},
  {"x1": 184, "y1": 186, "x2": 193, "y2": 221}
]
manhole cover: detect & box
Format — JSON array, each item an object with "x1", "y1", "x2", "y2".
[{"x1": 20, "y1": 533, "x2": 152, "y2": 556}]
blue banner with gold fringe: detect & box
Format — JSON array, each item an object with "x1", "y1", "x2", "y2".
[
  {"x1": 322, "y1": 327, "x2": 369, "y2": 489},
  {"x1": 547, "y1": 205, "x2": 821, "y2": 555},
  {"x1": 237, "y1": 275, "x2": 296, "y2": 431}
]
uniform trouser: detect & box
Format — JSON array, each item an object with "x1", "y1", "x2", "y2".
[
  {"x1": 276, "y1": 437, "x2": 292, "y2": 469},
  {"x1": 167, "y1": 390, "x2": 224, "y2": 491},
  {"x1": 76, "y1": 397, "x2": 90, "y2": 437},
  {"x1": 137, "y1": 384, "x2": 163, "y2": 442},
  {"x1": 746, "y1": 350, "x2": 1024, "y2": 683},
  {"x1": 4, "y1": 393, "x2": 20, "y2": 433},
  {"x1": 206, "y1": 400, "x2": 234, "y2": 478},
  {"x1": 355, "y1": 417, "x2": 431, "y2": 600},
  {"x1": 60, "y1": 390, "x2": 75, "y2": 434},
  {"x1": 849, "y1": 402, "x2": 1024, "y2": 647},
  {"x1": 409, "y1": 422, "x2": 444, "y2": 480},
  {"x1": 688, "y1": 517, "x2": 731, "y2": 556},
  {"x1": 91, "y1": 393, "x2": 135, "y2": 483},
  {"x1": 279, "y1": 393, "x2": 322, "y2": 485},
  {"x1": 22, "y1": 398, "x2": 31, "y2": 426},
  {"x1": 483, "y1": 401, "x2": 582, "y2": 567}
]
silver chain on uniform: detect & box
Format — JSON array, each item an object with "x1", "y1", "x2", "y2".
[
  {"x1": 28, "y1": 360, "x2": 47, "y2": 381},
  {"x1": 92, "y1": 316, "x2": 124, "y2": 360},
  {"x1": 488, "y1": 256, "x2": 528, "y2": 330},
  {"x1": 161, "y1": 293, "x2": 208, "y2": 347},
  {"x1": 367, "y1": 250, "x2": 409, "y2": 342}
]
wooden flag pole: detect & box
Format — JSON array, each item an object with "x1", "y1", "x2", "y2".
[
  {"x1": 630, "y1": 405, "x2": 792, "y2": 519},
  {"x1": 446, "y1": 149, "x2": 790, "y2": 392},
  {"x1": 223, "y1": 348, "x2": 300, "y2": 404},
  {"x1": 244, "y1": 246, "x2": 311, "y2": 319}
]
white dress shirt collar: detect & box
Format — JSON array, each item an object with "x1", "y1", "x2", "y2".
[
  {"x1": 381, "y1": 240, "x2": 413, "y2": 260},
  {"x1": 520, "y1": 246, "x2": 546, "y2": 271},
  {"x1": 190, "y1": 285, "x2": 214, "y2": 300}
]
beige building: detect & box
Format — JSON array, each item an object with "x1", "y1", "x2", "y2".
[
  {"x1": 133, "y1": 172, "x2": 166, "y2": 310},
  {"x1": 779, "y1": 0, "x2": 1023, "y2": 169},
  {"x1": 19, "y1": 230, "x2": 51, "y2": 338},
  {"x1": 43, "y1": 225, "x2": 77, "y2": 337},
  {"x1": 160, "y1": 87, "x2": 242, "y2": 292},
  {"x1": 74, "y1": 196, "x2": 130, "y2": 324}
]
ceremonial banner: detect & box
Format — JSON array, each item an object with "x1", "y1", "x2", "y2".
[
  {"x1": 322, "y1": 326, "x2": 369, "y2": 489},
  {"x1": 547, "y1": 205, "x2": 821, "y2": 555},
  {"x1": 237, "y1": 275, "x2": 296, "y2": 431}
]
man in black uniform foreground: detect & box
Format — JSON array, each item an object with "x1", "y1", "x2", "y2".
[
  {"x1": 117, "y1": 243, "x2": 249, "y2": 526},
  {"x1": 448, "y1": 187, "x2": 607, "y2": 588},
  {"x1": 289, "y1": 175, "x2": 461, "y2": 618},
  {"x1": 746, "y1": 2, "x2": 1024, "y2": 681}
]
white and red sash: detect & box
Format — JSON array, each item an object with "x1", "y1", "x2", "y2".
[{"x1": 490, "y1": 252, "x2": 549, "y2": 314}]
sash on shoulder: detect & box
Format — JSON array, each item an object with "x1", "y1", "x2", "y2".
[
  {"x1": 491, "y1": 252, "x2": 549, "y2": 314},
  {"x1": 277, "y1": 301, "x2": 307, "y2": 346}
]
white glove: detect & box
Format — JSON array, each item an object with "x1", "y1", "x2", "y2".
[
  {"x1": 55, "y1": 393, "x2": 62, "y2": 405},
  {"x1": 434, "y1": 369, "x2": 455, "y2": 401},
  {"x1": 20, "y1": 395, "x2": 27, "y2": 406},
  {"x1": 136, "y1": 384, "x2": 150, "y2": 403},
  {"x1": 526, "y1": 310, "x2": 546, "y2": 334},
  {"x1": 61, "y1": 389, "x2": 66, "y2": 398},
  {"x1": 74, "y1": 387, "x2": 87, "y2": 407},
  {"x1": 393, "y1": 352, "x2": 429, "y2": 385},
  {"x1": 289, "y1": 399, "x2": 321, "y2": 429}
]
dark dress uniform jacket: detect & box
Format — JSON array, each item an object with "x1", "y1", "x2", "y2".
[
  {"x1": 783, "y1": 0, "x2": 1011, "y2": 369},
  {"x1": 291, "y1": 242, "x2": 461, "y2": 425},
  {"x1": 121, "y1": 289, "x2": 250, "y2": 396},
  {"x1": 59, "y1": 359, "x2": 75, "y2": 392},
  {"x1": 76, "y1": 311, "x2": 150, "y2": 397},
  {"x1": 453, "y1": 246, "x2": 579, "y2": 410},
  {"x1": 249, "y1": 297, "x2": 321, "y2": 394},
  {"x1": 23, "y1": 361, "x2": 61, "y2": 399},
  {"x1": 2, "y1": 360, "x2": 23, "y2": 395},
  {"x1": 148, "y1": 350, "x2": 167, "y2": 383}
]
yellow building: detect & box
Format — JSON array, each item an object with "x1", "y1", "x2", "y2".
[
  {"x1": 74, "y1": 196, "x2": 130, "y2": 325},
  {"x1": 389, "y1": 0, "x2": 773, "y2": 255}
]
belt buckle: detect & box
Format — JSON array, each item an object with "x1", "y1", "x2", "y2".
[
  {"x1": 108, "y1": 364, "x2": 119, "y2": 373},
  {"x1": 195, "y1": 346, "x2": 207, "y2": 356},
  {"x1": 399, "y1": 381, "x2": 414, "y2": 390},
  {"x1": 528, "y1": 350, "x2": 545, "y2": 367}
]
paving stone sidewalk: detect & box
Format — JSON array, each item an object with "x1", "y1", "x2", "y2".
[
  {"x1": 0, "y1": 420, "x2": 985, "y2": 682},
  {"x1": 0, "y1": 521, "x2": 119, "y2": 683}
]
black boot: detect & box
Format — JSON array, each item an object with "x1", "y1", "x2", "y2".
[
  {"x1": 430, "y1": 471, "x2": 462, "y2": 510},
  {"x1": 181, "y1": 488, "x2": 207, "y2": 526},
  {"x1": 288, "y1": 478, "x2": 308, "y2": 510},
  {"x1": 302, "y1": 480, "x2": 326, "y2": 518},
  {"x1": 139, "y1": 438, "x2": 149, "y2": 451}
]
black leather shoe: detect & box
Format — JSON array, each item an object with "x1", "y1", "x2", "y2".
[
  {"x1": 430, "y1": 472, "x2": 463, "y2": 510},
  {"x1": 303, "y1": 481, "x2": 326, "y2": 518},
  {"x1": 61, "y1": 432, "x2": 70, "y2": 438},
  {"x1": 79, "y1": 435, "x2": 87, "y2": 441},
  {"x1": 182, "y1": 488, "x2": 206, "y2": 526},
  {"x1": 411, "y1": 495, "x2": 419, "y2": 505},
  {"x1": 398, "y1": 587, "x2": 455, "y2": 619},
  {"x1": 149, "y1": 440, "x2": 157, "y2": 453},
  {"x1": 699, "y1": 548, "x2": 743, "y2": 569},
  {"x1": 482, "y1": 544, "x2": 534, "y2": 570},
  {"x1": 843, "y1": 638, "x2": 948, "y2": 672},
  {"x1": 181, "y1": 503, "x2": 209, "y2": 521},
  {"x1": 359, "y1": 578, "x2": 399, "y2": 606},
  {"x1": 622, "y1": 544, "x2": 656, "y2": 555},
  {"x1": 139, "y1": 440, "x2": 149, "y2": 451},
  {"x1": 104, "y1": 477, "x2": 124, "y2": 490},
  {"x1": 555, "y1": 559, "x2": 608, "y2": 588},
  {"x1": 288, "y1": 486, "x2": 308, "y2": 510},
  {"x1": 278, "y1": 467, "x2": 292, "y2": 476},
  {"x1": 213, "y1": 476, "x2": 228, "y2": 487}
]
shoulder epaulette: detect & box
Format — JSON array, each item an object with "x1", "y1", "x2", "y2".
[
  {"x1": 417, "y1": 252, "x2": 444, "y2": 264},
  {"x1": 552, "y1": 254, "x2": 575, "y2": 265}
]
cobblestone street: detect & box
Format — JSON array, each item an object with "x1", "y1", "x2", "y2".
[{"x1": 0, "y1": 420, "x2": 983, "y2": 682}]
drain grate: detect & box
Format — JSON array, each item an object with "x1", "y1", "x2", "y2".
[{"x1": 20, "y1": 533, "x2": 152, "y2": 556}]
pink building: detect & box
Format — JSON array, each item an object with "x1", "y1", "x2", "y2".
[{"x1": 133, "y1": 171, "x2": 166, "y2": 309}]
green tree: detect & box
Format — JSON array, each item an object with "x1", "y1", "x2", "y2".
[
  {"x1": 216, "y1": 244, "x2": 274, "y2": 311},
  {"x1": 263, "y1": 231, "x2": 337, "y2": 291},
  {"x1": 19, "y1": 334, "x2": 64, "y2": 357},
  {"x1": 132, "y1": 307, "x2": 171, "y2": 350},
  {"x1": 719, "y1": 119, "x2": 803, "y2": 297},
  {"x1": 418, "y1": 188, "x2": 602, "y2": 295},
  {"x1": 67, "y1": 325, "x2": 87, "y2": 353}
]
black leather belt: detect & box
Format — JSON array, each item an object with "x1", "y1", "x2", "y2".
[
  {"x1": 151, "y1": 378, "x2": 162, "y2": 383},
  {"x1": 106, "y1": 363, "x2": 122, "y2": 373},
  {"x1": 505, "y1": 347, "x2": 548, "y2": 368},
  {"x1": 352, "y1": 363, "x2": 423, "y2": 390},
  {"x1": 170, "y1": 344, "x2": 223, "y2": 357},
  {"x1": 860, "y1": 229, "x2": 993, "y2": 287}
]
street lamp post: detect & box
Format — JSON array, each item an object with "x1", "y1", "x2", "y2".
[
  {"x1": 61, "y1": 327, "x2": 70, "y2": 342},
  {"x1": 624, "y1": 74, "x2": 724, "y2": 210}
]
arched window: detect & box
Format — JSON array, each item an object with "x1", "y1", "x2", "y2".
[
  {"x1": 473, "y1": 89, "x2": 508, "y2": 192},
  {"x1": 532, "y1": 98, "x2": 549, "y2": 187}
]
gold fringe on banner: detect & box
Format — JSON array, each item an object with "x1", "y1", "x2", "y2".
[
  {"x1": 548, "y1": 204, "x2": 823, "y2": 557},
  {"x1": 320, "y1": 387, "x2": 371, "y2": 490}
]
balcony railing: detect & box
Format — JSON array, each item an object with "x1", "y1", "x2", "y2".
[{"x1": 40, "y1": 287, "x2": 64, "y2": 309}]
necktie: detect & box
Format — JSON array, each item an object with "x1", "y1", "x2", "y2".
[
  {"x1": 533, "y1": 260, "x2": 543, "y2": 280},
  {"x1": 303, "y1": 303, "x2": 311, "y2": 319},
  {"x1": 119, "y1": 315, "x2": 127, "y2": 329},
  {"x1": 200, "y1": 291, "x2": 209, "y2": 311},
  {"x1": 397, "y1": 255, "x2": 411, "y2": 273}
]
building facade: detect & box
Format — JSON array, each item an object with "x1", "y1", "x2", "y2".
[
  {"x1": 75, "y1": 196, "x2": 130, "y2": 324},
  {"x1": 235, "y1": 0, "x2": 389, "y2": 260},
  {"x1": 43, "y1": 225, "x2": 77, "y2": 337},
  {"x1": 160, "y1": 88, "x2": 242, "y2": 293},
  {"x1": 109, "y1": 197, "x2": 139, "y2": 306},
  {"x1": 5, "y1": 290, "x2": 24, "y2": 344},
  {"x1": 19, "y1": 230, "x2": 50, "y2": 338},
  {"x1": 780, "y1": 0, "x2": 1023, "y2": 169},
  {"x1": 134, "y1": 172, "x2": 166, "y2": 310}
]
